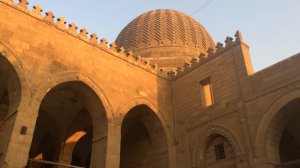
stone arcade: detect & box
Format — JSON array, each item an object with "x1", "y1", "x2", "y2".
[{"x1": 0, "y1": 0, "x2": 300, "y2": 168}]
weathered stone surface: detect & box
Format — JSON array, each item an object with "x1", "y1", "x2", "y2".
[{"x1": 0, "y1": 1, "x2": 300, "y2": 168}]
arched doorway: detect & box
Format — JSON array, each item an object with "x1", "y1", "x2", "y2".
[
  {"x1": 120, "y1": 105, "x2": 169, "y2": 168},
  {"x1": 0, "y1": 56, "x2": 21, "y2": 161},
  {"x1": 28, "y1": 81, "x2": 108, "y2": 168},
  {"x1": 265, "y1": 98, "x2": 300, "y2": 167},
  {"x1": 203, "y1": 134, "x2": 236, "y2": 168}
]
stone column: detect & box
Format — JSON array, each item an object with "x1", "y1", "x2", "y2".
[
  {"x1": 104, "y1": 123, "x2": 121, "y2": 168},
  {"x1": 167, "y1": 143, "x2": 177, "y2": 168},
  {"x1": 0, "y1": 105, "x2": 38, "y2": 168},
  {"x1": 0, "y1": 112, "x2": 17, "y2": 167},
  {"x1": 59, "y1": 142, "x2": 78, "y2": 165},
  {"x1": 58, "y1": 131, "x2": 87, "y2": 166}
]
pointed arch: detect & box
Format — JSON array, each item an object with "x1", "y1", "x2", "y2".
[
  {"x1": 0, "y1": 41, "x2": 30, "y2": 106},
  {"x1": 117, "y1": 96, "x2": 173, "y2": 168},
  {"x1": 30, "y1": 71, "x2": 113, "y2": 122},
  {"x1": 255, "y1": 89, "x2": 300, "y2": 164},
  {"x1": 0, "y1": 43, "x2": 30, "y2": 165},
  {"x1": 28, "y1": 71, "x2": 114, "y2": 168},
  {"x1": 193, "y1": 126, "x2": 242, "y2": 168},
  {"x1": 116, "y1": 96, "x2": 171, "y2": 144}
]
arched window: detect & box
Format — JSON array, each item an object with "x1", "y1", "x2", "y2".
[{"x1": 204, "y1": 134, "x2": 236, "y2": 168}]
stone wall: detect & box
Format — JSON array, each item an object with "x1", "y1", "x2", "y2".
[
  {"x1": 0, "y1": 1, "x2": 175, "y2": 167},
  {"x1": 0, "y1": 0, "x2": 300, "y2": 168},
  {"x1": 244, "y1": 53, "x2": 300, "y2": 167},
  {"x1": 172, "y1": 39, "x2": 250, "y2": 168}
]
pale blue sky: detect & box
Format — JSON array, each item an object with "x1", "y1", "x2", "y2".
[{"x1": 25, "y1": 0, "x2": 300, "y2": 71}]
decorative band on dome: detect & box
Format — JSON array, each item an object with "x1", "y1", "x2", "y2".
[
  {"x1": 115, "y1": 9, "x2": 215, "y2": 71},
  {"x1": 115, "y1": 9, "x2": 215, "y2": 53}
]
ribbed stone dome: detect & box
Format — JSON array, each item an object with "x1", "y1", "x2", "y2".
[{"x1": 115, "y1": 9, "x2": 215, "y2": 70}]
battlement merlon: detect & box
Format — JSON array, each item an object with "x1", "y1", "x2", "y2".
[
  {"x1": 0, "y1": 0, "x2": 171, "y2": 79},
  {"x1": 172, "y1": 31, "x2": 254, "y2": 80},
  {"x1": 0, "y1": 0, "x2": 254, "y2": 81}
]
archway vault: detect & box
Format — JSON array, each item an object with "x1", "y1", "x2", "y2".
[
  {"x1": 120, "y1": 103, "x2": 170, "y2": 168},
  {"x1": 116, "y1": 96, "x2": 172, "y2": 145},
  {"x1": 0, "y1": 42, "x2": 30, "y2": 111},
  {"x1": 0, "y1": 44, "x2": 31, "y2": 167},
  {"x1": 29, "y1": 78, "x2": 111, "y2": 168},
  {"x1": 117, "y1": 97, "x2": 176, "y2": 168},
  {"x1": 31, "y1": 71, "x2": 114, "y2": 122},
  {"x1": 255, "y1": 89, "x2": 300, "y2": 164}
]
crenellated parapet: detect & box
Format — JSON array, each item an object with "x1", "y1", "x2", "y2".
[
  {"x1": 0, "y1": 0, "x2": 247, "y2": 81},
  {"x1": 170, "y1": 31, "x2": 245, "y2": 80},
  {"x1": 0, "y1": 0, "x2": 171, "y2": 79}
]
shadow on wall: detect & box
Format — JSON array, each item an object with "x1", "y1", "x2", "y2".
[
  {"x1": 27, "y1": 81, "x2": 108, "y2": 168},
  {"x1": 265, "y1": 98, "x2": 300, "y2": 165},
  {"x1": 0, "y1": 56, "x2": 21, "y2": 163},
  {"x1": 120, "y1": 105, "x2": 169, "y2": 168}
]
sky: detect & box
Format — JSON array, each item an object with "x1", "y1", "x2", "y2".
[{"x1": 23, "y1": 0, "x2": 300, "y2": 72}]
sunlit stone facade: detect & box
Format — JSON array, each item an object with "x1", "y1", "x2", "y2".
[{"x1": 0, "y1": 1, "x2": 300, "y2": 168}]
